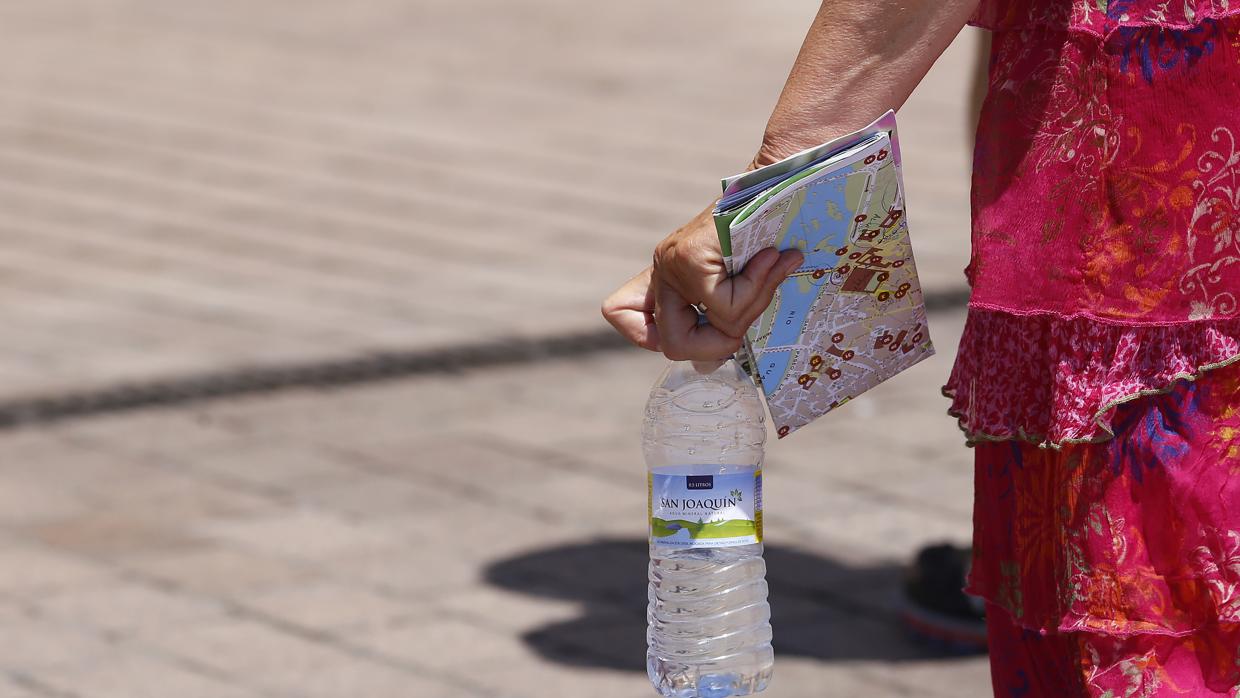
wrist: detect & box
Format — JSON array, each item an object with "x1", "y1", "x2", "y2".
[
  {"x1": 753, "y1": 111, "x2": 866, "y2": 169},
  {"x1": 750, "y1": 133, "x2": 806, "y2": 169},
  {"x1": 753, "y1": 102, "x2": 893, "y2": 170}
]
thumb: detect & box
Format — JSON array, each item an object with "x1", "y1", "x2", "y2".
[{"x1": 737, "y1": 249, "x2": 804, "y2": 328}]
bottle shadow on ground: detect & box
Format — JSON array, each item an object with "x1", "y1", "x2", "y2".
[{"x1": 484, "y1": 538, "x2": 983, "y2": 671}]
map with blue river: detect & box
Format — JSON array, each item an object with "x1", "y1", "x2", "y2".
[{"x1": 722, "y1": 128, "x2": 935, "y2": 435}]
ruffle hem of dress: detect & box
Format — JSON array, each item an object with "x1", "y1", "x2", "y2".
[{"x1": 942, "y1": 306, "x2": 1240, "y2": 449}]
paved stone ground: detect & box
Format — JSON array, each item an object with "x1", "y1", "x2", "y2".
[
  {"x1": 0, "y1": 0, "x2": 975, "y2": 398},
  {"x1": 0, "y1": 306, "x2": 988, "y2": 698},
  {"x1": 0, "y1": 0, "x2": 996, "y2": 695}
]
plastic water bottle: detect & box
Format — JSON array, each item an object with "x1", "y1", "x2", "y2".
[{"x1": 643, "y1": 359, "x2": 772, "y2": 698}]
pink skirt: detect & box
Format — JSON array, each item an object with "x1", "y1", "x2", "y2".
[{"x1": 971, "y1": 360, "x2": 1240, "y2": 695}]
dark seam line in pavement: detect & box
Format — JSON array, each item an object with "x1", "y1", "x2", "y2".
[{"x1": 0, "y1": 287, "x2": 970, "y2": 429}]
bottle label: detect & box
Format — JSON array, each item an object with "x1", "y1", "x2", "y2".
[{"x1": 649, "y1": 466, "x2": 762, "y2": 548}]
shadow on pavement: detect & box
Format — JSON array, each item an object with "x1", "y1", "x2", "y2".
[{"x1": 484, "y1": 538, "x2": 983, "y2": 671}]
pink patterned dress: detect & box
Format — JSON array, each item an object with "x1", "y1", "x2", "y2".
[{"x1": 943, "y1": 0, "x2": 1240, "y2": 694}]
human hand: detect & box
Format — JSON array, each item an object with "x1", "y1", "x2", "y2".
[{"x1": 601, "y1": 203, "x2": 803, "y2": 361}]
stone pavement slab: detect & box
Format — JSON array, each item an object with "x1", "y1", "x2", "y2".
[
  {"x1": 0, "y1": 2, "x2": 990, "y2": 694},
  {"x1": 0, "y1": 304, "x2": 990, "y2": 697},
  {"x1": 36, "y1": 654, "x2": 264, "y2": 698},
  {"x1": 0, "y1": 0, "x2": 977, "y2": 398}
]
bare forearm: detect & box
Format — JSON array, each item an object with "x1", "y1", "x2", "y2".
[
  {"x1": 756, "y1": 0, "x2": 979, "y2": 164},
  {"x1": 602, "y1": 0, "x2": 980, "y2": 358}
]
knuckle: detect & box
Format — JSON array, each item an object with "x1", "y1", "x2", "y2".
[
  {"x1": 653, "y1": 238, "x2": 676, "y2": 266},
  {"x1": 600, "y1": 297, "x2": 624, "y2": 324}
]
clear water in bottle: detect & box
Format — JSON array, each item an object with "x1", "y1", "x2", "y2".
[{"x1": 643, "y1": 359, "x2": 772, "y2": 698}]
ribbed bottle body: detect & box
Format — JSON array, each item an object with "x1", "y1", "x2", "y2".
[{"x1": 643, "y1": 360, "x2": 772, "y2": 698}]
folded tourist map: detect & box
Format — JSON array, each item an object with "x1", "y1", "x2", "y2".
[{"x1": 714, "y1": 111, "x2": 934, "y2": 438}]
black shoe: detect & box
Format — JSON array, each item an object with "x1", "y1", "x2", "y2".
[{"x1": 899, "y1": 543, "x2": 988, "y2": 653}]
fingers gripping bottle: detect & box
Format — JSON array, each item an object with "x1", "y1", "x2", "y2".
[{"x1": 643, "y1": 359, "x2": 773, "y2": 698}]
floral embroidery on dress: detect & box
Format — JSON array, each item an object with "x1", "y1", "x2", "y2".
[
  {"x1": 1191, "y1": 528, "x2": 1240, "y2": 620},
  {"x1": 1084, "y1": 647, "x2": 1172, "y2": 697},
  {"x1": 1182, "y1": 126, "x2": 1240, "y2": 319},
  {"x1": 985, "y1": 22, "x2": 1120, "y2": 181},
  {"x1": 953, "y1": 8, "x2": 1240, "y2": 449}
]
